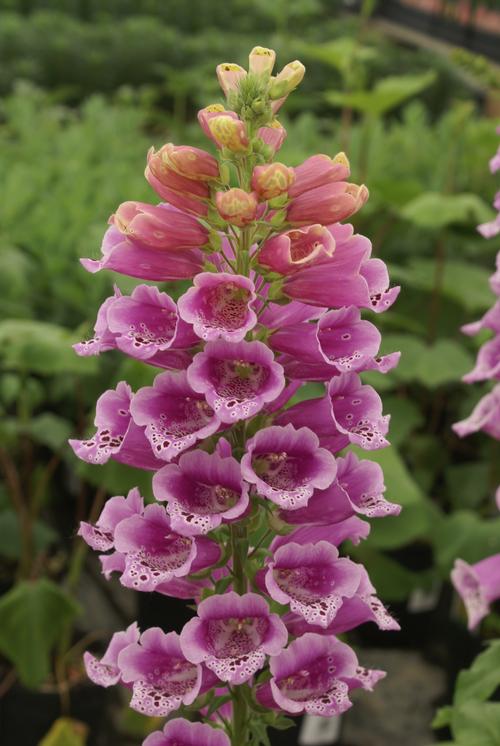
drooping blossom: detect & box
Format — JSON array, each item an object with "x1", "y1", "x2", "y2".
[
  {"x1": 111, "y1": 201, "x2": 208, "y2": 250},
  {"x1": 177, "y1": 272, "x2": 257, "y2": 342},
  {"x1": 187, "y1": 340, "x2": 285, "y2": 423},
  {"x1": 153, "y1": 449, "x2": 249, "y2": 535},
  {"x1": 84, "y1": 622, "x2": 140, "y2": 688},
  {"x1": 180, "y1": 592, "x2": 288, "y2": 684},
  {"x1": 117, "y1": 628, "x2": 204, "y2": 716},
  {"x1": 145, "y1": 148, "x2": 211, "y2": 216},
  {"x1": 130, "y1": 370, "x2": 220, "y2": 461},
  {"x1": 453, "y1": 384, "x2": 500, "y2": 439},
  {"x1": 241, "y1": 424, "x2": 337, "y2": 510},
  {"x1": 451, "y1": 555, "x2": 500, "y2": 630},
  {"x1": 79, "y1": 487, "x2": 143, "y2": 552},
  {"x1": 143, "y1": 719, "x2": 231, "y2": 746},
  {"x1": 258, "y1": 224, "x2": 335, "y2": 275}
]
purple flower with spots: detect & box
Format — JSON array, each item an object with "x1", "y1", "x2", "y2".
[
  {"x1": 180, "y1": 592, "x2": 288, "y2": 684},
  {"x1": 241, "y1": 424, "x2": 337, "y2": 510},
  {"x1": 130, "y1": 370, "x2": 220, "y2": 461},
  {"x1": 153, "y1": 449, "x2": 249, "y2": 535},
  {"x1": 118, "y1": 628, "x2": 203, "y2": 716},
  {"x1": 69, "y1": 381, "x2": 161, "y2": 469},
  {"x1": 451, "y1": 555, "x2": 500, "y2": 630},
  {"x1": 143, "y1": 719, "x2": 231, "y2": 746},
  {"x1": 178, "y1": 272, "x2": 257, "y2": 342},
  {"x1": 84, "y1": 622, "x2": 140, "y2": 688},
  {"x1": 453, "y1": 383, "x2": 500, "y2": 440},
  {"x1": 78, "y1": 487, "x2": 143, "y2": 552},
  {"x1": 113, "y1": 503, "x2": 220, "y2": 592},
  {"x1": 264, "y1": 541, "x2": 362, "y2": 627},
  {"x1": 187, "y1": 340, "x2": 285, "y2": 423}
]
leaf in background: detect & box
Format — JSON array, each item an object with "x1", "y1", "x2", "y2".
[
  {"x1": 28, "y1": 413, "x2": 73, "y2": 451},
  {"x1": 431, "y1": 511, "x2": 500, "y2": 574},
  {"x1": 382, "y1": 396, "x2": 424, "y2": 446},
  {"x1": 445, "y1": 462, "x2": 492, "y2": 510},
  {"x1": 451, "y1": 702, "x2": 500, "y2": 746},
  {"x1": 39, "y1": 718, "x2": 88, "y2": 746},
  {"x1": 380, "y1": 334, "x2": 473, "y2": 387},
  {"x1": 0, "y1": 510, "x2": 57, "y2": 560},
  {"x1": 401, "y1": 192, "x2": 493, "y2": 230},
  {"x1": 0, "y1": 579, "x2": 80, "y2": 688},
  {"x1": 325, "y1": 71, "x2": 436, "y2": 116},
  {"x1": 454, "y1": 642, "x2": 500, "y2": 707},
  {"x1": 74, "y1": 459, "x2": 154, "y2": 501}
]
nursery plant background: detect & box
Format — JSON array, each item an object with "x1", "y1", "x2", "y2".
[{"x1": 0, "y1": 1, "x2": 500, "y2": 745}]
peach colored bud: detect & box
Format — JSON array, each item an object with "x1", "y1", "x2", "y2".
[
  {"x1": 216, "y1": 189, "x2": 258, "y2": 227},
  {"x1": 165, "y1": 144, "x2": 220, "y2": 181},
  {"x1": 216, "y1": 63, "x2": 246, "y2": 97},
  {"x1": 208, "y1": 115, "x2": 250, "y2": 153},
  {"x1": 258, "y1": 120, "x2": 287, "y2": 154},
  {"x1": 251, "y1": 163, "x2": 295, "y2": 201},
  {"x1": 249, "y1": 46, "x2": 276, "y2": 77},
  {"x1": 111, "y1": 201, "x2": 207, "y2": 249},
  {"x1": 269, "y1": 60, "x2": 305, "y2": 100}
]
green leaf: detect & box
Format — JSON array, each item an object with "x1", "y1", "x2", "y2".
[
  {"x1": 431, "y1": 512, "x2": 500, "y2": 573},
  {"x1": 0, "y1": 510, "x2": 57, "y2": 560},
  {"x1": 39, "y1": 717, "x2": 88, "y2": 746},
  {"x1": 445, "y1": 462, "x2": 491, "y2": 510},
  {"x1": 325, "y1": 71, "x2": 436, "y2": 116},
  {"x1": 380, "y1": 334, "x2": 473, "y2": 387},
  {"x1": 0, "y1": 320, "x2": 97, "y2": 376},
  {"x1": 433, "y1": 706, "x2": 454, "y2": 729},
  {"x1": 382, "y1": 396, "x2": 424, "y2": 445},
  {"x1": 0, "y1": 579, "x2": 80, "y2": 688},
  {"x1": 454, "y1": 642, "x2": 500, "y2": 707},
  {"x1": 351, "y1": 545, "x2": 423, "y2": 601},
  {"x1": 28, "y1": 413, "x2": 72, "y2": 451},
  {"x1": 401, "y1": 193, "x2": 493, "y2": 230},
  {"x1": 451, "y1": 702, "x2": 500, "y2": 746}
]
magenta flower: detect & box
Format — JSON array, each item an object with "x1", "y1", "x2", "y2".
[
  {"x1": 288, "y1": 182, "x2": 368, "y2": 227},
  {"x1": 462, "y1": 299, "x2": 500, "y2": 337},
  {"x1": 145, "y1": 148, "x2": 210, "y2": 216},
  {"x1": 178, "y1": 272, "x2": 257, "y2": 342},
  {"x1": 84, "y1": 622, "x2": 140, "y2": 688},
  {"x1": 180, "y1": 592, "x2": 288, "y2": 684},
  {"x1": 69, "y1": 381, "x2": 161, "y2": 469},
  {"x1": 265, "y1": 541, "x2": 362, "y2": 627},
  {"x1": 279, "y1": 373, "x2": 390, "y2": 452},
  {"x1": 111, "y1": 201, "x2": 207, "y2": 250},
  {"x1": 187, "y1": 340, "x2": 285, "y2": 423},
  {"x1": 130, "y1": 370, "x2": 220, "y2": 461},
  {"x1": 463, "y1": 336, "x2": 500, "y2": 383},
  {"x1": 153, "y1": 449, "x2": 249, "y2": 536},
  {"x1": 78, "y1": 487, "x2": 143, "y2": 552},
  {"x1": 113, "y1": 503, "x2": 220, "y2": 592},
  {"x1": 74, "y1": 286, "x2": 122, "y2": 357},
  {"x1": 453, "y1": 384, "x2": 500, "y2": 440},
  {"x1": 451, "y1": 555, "x2": 500, "y2": 629},
  {"x1": 143, "y1": 719, "x2": 230, "y2": 746},
  {"x1": 274, "y1": 516, "x2": 372, "y2": 549},
  {"x1": 118, "y1": 628, "x2": 203, "y2": 716},
  {"x1": 258, "y1": 225, "x2": 335, "y2": 276},
  {"x1": 241, "y1": 424, "x2": 337, "y2": 510}
]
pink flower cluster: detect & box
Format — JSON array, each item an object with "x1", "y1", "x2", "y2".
[
  {"x1": 452, "y1": 126, "x2": 500, "y2": 630},
  {"x1": 72, "y1": 46, "x2": 401, "y2": 744}
]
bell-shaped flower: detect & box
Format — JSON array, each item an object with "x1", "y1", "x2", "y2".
[
  {"x1": 258, "y1": 120, "x2": 287, "y2": 153},
  {"x1": 289, "y1": 153, "x2": 351, "y2": 197},
  {"x1": 461, "y1": 299, "x2": 500, "y2": 337},
  {"x1": 143, "y1": 718, "x2": 231, "y2": 746},
  {"x1": 187, "y1": 339, "x2": 285, "y2": 424},
  {"x1": 81, "y1": 225, "x2": 204, "y2": 282},
  {"x1": 180, "y1": 592, "x2": 288, "y2": 685},
  {"x1": 258, "y1": 225, "x2": 335, "y2": 275},
  {"x1": 453, "y1": 384, "x2": 500, "y2": 440},
  {"x1": 145, "y1": 147, "x2": 210, "y2": 216},
  {"x1": 79, "y1": 487, "x2": 144, "y2": 552},
  {"x1": 117, "y1": 628, "x2": 203, "y2": 716},
  {"x1": 164, "y1": 143, "x2": 220, "y2": 182},
  {"x1": 278, "y1": 373, "x2": 390, "y2": 453},
  {"x1": 113, "y1": 503, "x2": 220, "y2": 592},
  {"x1": 269, "y1": 61, "x2": 306, "y2": 109},
  {"x1": 111, "y1": 201, "x2": 208, "y2": 251},
  {"x1": 287, "y1": 182, "x2": 368, "y2": 227},
  {"x1": 130, "y1": 370, "x2": 221, "y2": 461},
  {"x1": 69, "y1": 381, "x2": 161, "y2": 470},
  {"x1": 265, "y1": 541, "x2": 362, "y2": 628},
  {"x1": 153, "y1": 449, "x2": 249, "y2": 536},
  {"x1": 241, "y1": 424, "x2": 337, "y2": 510},
  {"x1": 451, "y1": 555, "x2": 500, "y2": 629},
  {"x1": 463, "y1": 335, "x2": 500, "y2": 383},
  {"x1": 216, "y1": 63, "x2": 247, "y2": 97},
  {"x1": 177, "y1": 272, "x2": 257, "y2": 343},
  {"x1": 84, "y1": 622, "x2": 140, "y2": 688}
]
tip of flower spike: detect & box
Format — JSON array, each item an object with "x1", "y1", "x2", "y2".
[
  {"x1": 249, "y1": 47, "x2": 276, "y2": 77},
  {"x1": 334, "y1": 151, "x2": 350, "y2": 168}
]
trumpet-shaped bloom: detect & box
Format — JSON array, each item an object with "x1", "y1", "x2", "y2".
[
  {"x1": 113, "y1": 503, "x2": 220, "y2": 592},
  {"x1": 180, "y1": 592, "x2": 288, "y2": 684},
  {"x1": 241, "y1": 424, "x2": 337, "y2": 510},
  {"x1": 177, "y1": 273, "x2": 257, "y2": 342},
  {"x1": 187, "y1": 340, "x2": 285, "y2": 424},
  {"x1": 143, "y1": 718, "x2": 231, "y2": 746},
  {"x1": 111, "y1": 201, "x2": 208, "y2": 250},
  {"x1": 453, "y1": 385, "x2": 500, "y2": 440},
  {"x1": 79, "y1": 487, "x2": 143, "y2": 552},
  {"x1": 287, "y1": 182, "x2": 368, "y2": 227},
  {"x1": 451, "y1": 555, "x2": 500, "y2": 629},
  {"x1": 153, "y1": 449, "x2": 249, "y2": 536},
  {"x1": 118, "y1": 628, "x2": 203, "y2": 716},
  {"x1": 258, "y1": 225, "x2": 335, "y2": 275},
  {"x1": 265, "y1": 541, "x2": 362, "y2": 627},
  {"x1": 84, "y1": 622, "x2": 140, "y2": 688},
  {"x1": 69, "y1": 381, "x2": 161, "y2": 470},
  {"x1": 130, "y1": 371, "x2": 220, "y2": 461}
]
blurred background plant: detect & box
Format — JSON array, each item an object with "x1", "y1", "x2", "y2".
[{"x1": 1, "y1": 0, "x2": 500, "y2": 744}]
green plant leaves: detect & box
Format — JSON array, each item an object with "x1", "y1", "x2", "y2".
[
  {"x1": 0, "y1": 511, "x2": 57, "y2": 561},
  {"x1": 325, "y1": 71, "x2": 436, "y2": 116},
  {"x1": 0, "y1": 579, "x2": 80, "y2": 688},
  {"x1": 454, "y1": 641, "x2": 500, "y2": 707},
  {"x1": 380, "y1": 334, "x2": 473, "y2": 387},
  {"x1": 39, "y1": 718, "x2": 88, "y2": 746},
  {"x1": 401, "y1": 193, "x2": 493, "y2": 230}
]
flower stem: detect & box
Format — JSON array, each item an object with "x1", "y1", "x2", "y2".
[{"x1": 231, "y1": 683, "x2": 249, "y2": 746}]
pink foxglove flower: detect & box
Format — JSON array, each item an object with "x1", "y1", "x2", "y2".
[
  {"x1": 84, "y1": 622, "x2": 140, "y2": 688},
  {"x1": 453, "y1": 383, "x2": 500, "y2": 439},
  {"x1": 78, "y1": 487, "x2": 143, "y2": 552},
  {"x1": 451, "y1": 556, "x2": 500, "y2": 629},
  {"x1": 180, "y1": 592, "x2": 288, "y2": 684},
  {"x1": 143, "y1": 719, "x2": 230, "y2": 746},
  {"x1": 258, "y1": 224, "x2": 335, "y2": 275}
]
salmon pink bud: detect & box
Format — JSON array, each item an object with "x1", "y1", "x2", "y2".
[
  {"x1": 216, "y1": 188, "x2": 258, "y2": 227},
  {"x1": 111, "y1": 201, "x2": 207, "y2": 251},
  {"x1": 251, "y1": 163, "x2": 295, "y2": 201},
  {"x1": 208, "y1": 115, "x2": 250, "y2": 153},
  {"x1": 249, "y1": 46, "x2": 276, "y2": 77},
  {"x1": 216, "y1": 62, "x2": 246, "y2": 97},
  {"x1": 289, "y1": 153, "x2": 351, "y2": 198},
  {"x1": 145, "y1": 147, "x2": 209, "y2": 216},
  {"x1": 287, "y1": 181, "x2": 369, "y2": 226},
  {"x1": 258, "y1": 224, "x2": 335, "y2": 275},
  {"x1": 165, "y1": 144, "x2": 220, "y2": 182},
  {"x1": 269, "y1": 60, "x2": 305, "y2": 100},
  {"x1": 258, "y1": 120, "x2": 287, "y2": 154},
  {"x1": 197, "y1": 104, "x2": 231, "y2": 140}
]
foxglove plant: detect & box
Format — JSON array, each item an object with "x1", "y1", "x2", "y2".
[
  {"x1": 452, "y1": 125, "x2": 500, "y2": 629},
  {"x1": 71, "y1": 47, "x2": 401, "y2": 745}
]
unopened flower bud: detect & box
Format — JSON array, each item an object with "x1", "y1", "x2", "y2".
[
  {"x1": 249, "y1": 46, "x2": 276, "y2": 77},
  {"x1": 208, "y1": 115, "x2": 250, "y2": 153},
  {"x1": 269, "y1": 60, "x2": 305, "y2": 100},
  {"x1": 216, "y1": 63, "x2": 246, "y2": 97},
  {"x1": 251, "y1": 163, "x2": 295, "y2": 201},
  {"x1": 216, "y1": 189, "x2": 258, "y2": 227},
  {"x1": 111, "y1": 201, "x2": 207, "y2": 250},
  {"x1": 165, "y1": 144, "x2": 220, "y2": 182}
]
